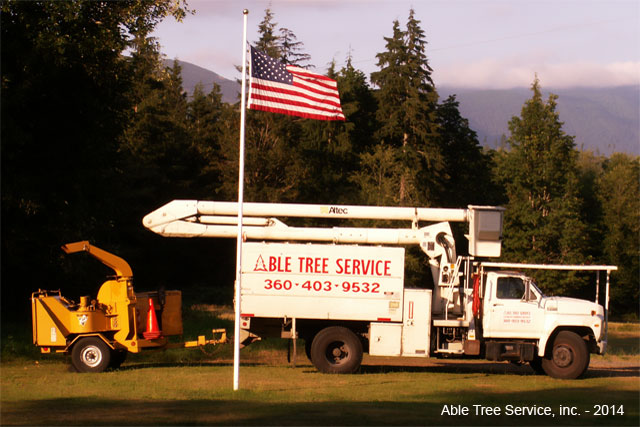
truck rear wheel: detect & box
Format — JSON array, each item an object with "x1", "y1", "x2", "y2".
[
  {"x1": 71, "y1": 337, "x2": 111, "y2": 373},
  {"x1": 310, "y1": 326, "x2": 362, "y2": 374},
  {"x1": 541, "y1": 331, "x2": 589, "y2": 379}
]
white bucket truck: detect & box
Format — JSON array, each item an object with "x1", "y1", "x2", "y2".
[{"x1": 143, "y1": 200, "x2": 616, "y2": 379}]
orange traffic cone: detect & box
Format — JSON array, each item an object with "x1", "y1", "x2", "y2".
[{"x1": 143, "y1": 298, "x2": 162, "y2": 340}]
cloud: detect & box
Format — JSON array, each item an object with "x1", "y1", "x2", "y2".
[{"x1": 434, "y1": 59, "x2": 640, "y2": 88}]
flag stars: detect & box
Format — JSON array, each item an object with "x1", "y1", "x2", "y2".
[{"x1": 251, "y1": 47, "x2": 293, "y2": 84}]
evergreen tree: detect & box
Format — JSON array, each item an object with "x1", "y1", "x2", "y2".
[
  {"x1": 496, "y1": 77, "x2": 588, "y2": 295},
  {"x1": 369, "y1": 9, "x2": 442, "y2": 206},
  {"x1": 597, "y1": 153, "x2": 640, "y2": 318},
  {"x1": 0, "y1": 0, "x2": 190, "y2": 317},
  {"x1": 336, "y1": 57, "x2": 379, "y2": 156},
  {"x1": 298, "y1": 58, "x2": 378, "y2": 204},
  {"x1": 279, "y1": 27, "x2": 312, "y2": 67},
  {"x1": 188, "y1": 83, "x2": 230, "y2": 197},
  {"x1": 351, "y1": 144, "x2": 403, "y2": 206},
  {"x1": 121, "y1": 60, "x2": 202, "y2": 204},
  {"x1": 576, "y1": 151, "x2": 606, "y2": 260},
  {"x1": 255, "y1": 7, "x2": 279, "y2": 57},
  {"x1": 435, "y1": 95, "x2": 499, "y2": 207}
]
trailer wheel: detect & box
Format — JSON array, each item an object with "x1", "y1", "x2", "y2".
[
  {"x1": 310, "y1": 326, "x2": 362, "y2": 374},
  {"x1": 541, "y1": 331, "x2": 589, "y2": 379},
  {"x1": 71, "y1": 337, "x2": 111, "y2": 373}
]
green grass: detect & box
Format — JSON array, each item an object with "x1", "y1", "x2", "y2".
[
  {"x1": 607, "y1": 323, "x2": 640, "y2": 356},
  {"x1": 1, "y1": 361, "x2": 638, "y2": 425},
  {"x1": 2, "y1": 312, "x2": 638, "y2": 426}
]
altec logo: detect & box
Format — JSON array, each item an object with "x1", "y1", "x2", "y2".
[{"x1": 321, "y1": 206, "x2": 348, "y2": 215}]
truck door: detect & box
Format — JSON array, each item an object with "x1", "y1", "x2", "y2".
[{"x1": 482, "y1": 275, "x2": 543, "y2": 338}]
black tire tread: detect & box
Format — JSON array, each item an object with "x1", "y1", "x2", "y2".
[
  {"x1": 71, "y1": 337, "x2": 111, "y2": 373},
  {"x1": 310, "y1": 326, "x2": 363, "y2": 374},
  {"x1": 541, "y1": 331, "x2": 589, "y2": 379}
]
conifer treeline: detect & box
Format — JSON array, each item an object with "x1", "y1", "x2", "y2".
[{"x1": 2, "y1": 3, "x2": 638, "y2": 320}]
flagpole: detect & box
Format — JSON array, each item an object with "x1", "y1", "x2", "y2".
[{"x1": 234, "y1": 8, "x2": 249, "y2": 392}]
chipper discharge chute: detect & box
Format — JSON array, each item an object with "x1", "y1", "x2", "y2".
[{"x1": 31, "y1": 241, "x2": 226, "y2": 372}]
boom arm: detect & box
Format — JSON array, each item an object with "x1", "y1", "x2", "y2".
[
  {"x1": 143, "y1": 199, "x2": 469, "y2": 229},
  {"x1": 143, "y1": 199, "x2": 504, "y2": 258}
]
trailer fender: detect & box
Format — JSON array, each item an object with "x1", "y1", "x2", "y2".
[{"x1": 66, "y1": 333, "x2": 116, "y2": 353}]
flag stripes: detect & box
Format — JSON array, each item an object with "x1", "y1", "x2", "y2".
[{"x1": 248, "y1": 46, "x2": 345, "y2": 121}]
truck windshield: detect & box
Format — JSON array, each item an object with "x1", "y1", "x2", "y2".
[{"x1": 528, "y1": 280, "x2": 544, "y2": 300}]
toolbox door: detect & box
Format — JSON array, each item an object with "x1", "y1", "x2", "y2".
[{"x1": 401, "y1": 289, "x2": 431, "y2": 356}]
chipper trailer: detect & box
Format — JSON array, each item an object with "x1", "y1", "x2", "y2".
[
  {"x1": 31, "y1": 241, "x2": 226, "y2": 372},
  {"x1": 143, "y1": 200, "x2": 616, "y2": 379}
]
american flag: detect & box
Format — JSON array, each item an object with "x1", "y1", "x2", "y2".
[{"x1": 248, "y1": 46, "x2": 345, "y2": 121}]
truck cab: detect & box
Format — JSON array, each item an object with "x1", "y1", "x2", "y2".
[{"x1": 478, "y1": 270, "x2": 606, "y2": 379}]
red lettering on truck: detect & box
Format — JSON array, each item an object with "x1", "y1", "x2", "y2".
[
  {"x1": 268, "y1": 256, "x2": 291, "y2": 272},
  {"x1": 335, "y1": 258, "x2": 392, "y2": 276},
  {"x1": 298, "y1": 257, "x2": 329, "y2": 274}
]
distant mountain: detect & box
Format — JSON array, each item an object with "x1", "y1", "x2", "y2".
[
  {"x1": 163, "y1": 59, "x2": 240, "y2": 104},
  {"x1": 167, "y1": 59, "x2": 638, "y2": 156},
  {"x1": 439, "y1": 86, "x2": 639, "y2": 156}
]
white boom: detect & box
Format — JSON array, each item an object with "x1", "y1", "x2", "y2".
[{"x1": 143, "y1": 200, "x2": 505, "y2": 258}]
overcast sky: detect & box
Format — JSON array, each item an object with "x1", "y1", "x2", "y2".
[{"x1": 152, "y1": 0, "x2": 639, "y2": 88}]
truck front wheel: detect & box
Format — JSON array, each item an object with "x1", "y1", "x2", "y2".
[
  {"x1": 71, "y1": 337, "x2": 111, "y2": 373},
  {"x1": 310, "y1": 326, "x2": 363, "y2": 374},
  {"x1": 541, "y1": 331, "x2": 589, "y2": 379}
]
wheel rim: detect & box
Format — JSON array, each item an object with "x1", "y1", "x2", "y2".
[
  {"x1": 325, "y1": 341, "x2": 349, "y2": 365},
  {"x1": 80, "y1": 345, "x2": 103, "y2": 368},
  {"x1": 552, "y1": 344, "x2": 574, "y2": 368}
]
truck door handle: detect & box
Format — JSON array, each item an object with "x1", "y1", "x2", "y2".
[{"x1": 493, "y1": 303, "x2": 503, "y2": 307}]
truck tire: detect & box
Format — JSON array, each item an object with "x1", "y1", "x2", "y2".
[
  {"x1": 310, "y1": 326, "x2": 362, "y2": 374},
  {"x1": 541, "y1": 331, "x2": 589, "y2": 379},
  {"x1": 71, "y1": 337, "x2": 111, "y2": 373}
]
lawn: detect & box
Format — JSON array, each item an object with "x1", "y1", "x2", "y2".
[{"x1": 1, "y1": 315, "x2": 638, "y2": 426}]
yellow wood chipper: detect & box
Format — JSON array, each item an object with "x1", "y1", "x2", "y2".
[{"x1": 31, "y1": 241, "x2": 226, "y2": 372}]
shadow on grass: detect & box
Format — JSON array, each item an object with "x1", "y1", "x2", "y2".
[
  {"x1": 2, "y1": 389, "x2": 638, "y2": 426},
  {"x1": 359, "y1": 360, "x2": 640, "y2": 379},
  {"x1": 116, "y1": 361, "x2": 245, "y2": 371},
  {"x1": 585, "y1": 366, "x2": 640, "y2": 378},
  {"x1": 113, "y1": 357, "x2": 639, "y2": 379}
]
